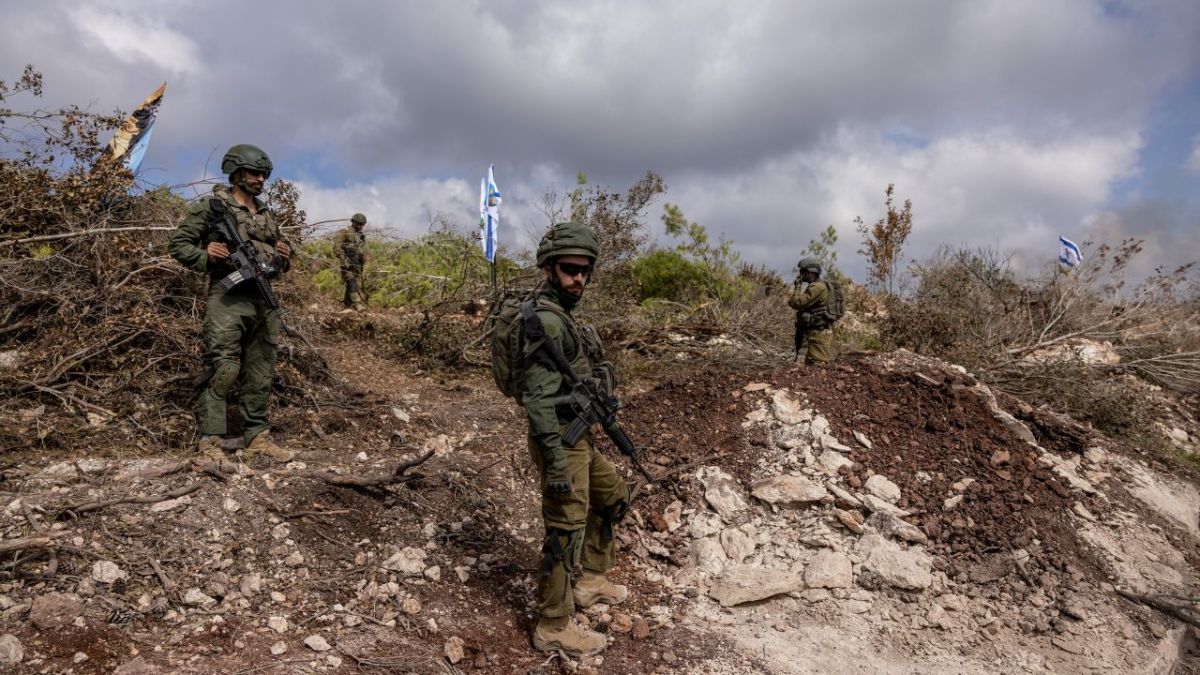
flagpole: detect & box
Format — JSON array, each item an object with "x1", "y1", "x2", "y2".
[{"x1": 490, "y1": 255, "x2": 497, "y2": 298}]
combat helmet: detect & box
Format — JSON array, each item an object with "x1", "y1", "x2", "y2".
[
  {"x1": 351, "y1": 213, "x2": 367, "y2": 225},
  {"x1": 536, "y1": 222, "x2": 599, "y2": 266},
  {"x1": 220, "y1": 144, "x2": 273, "y2": 178},
  {"x1": 797, "y1": 257, "x2": 822, "y2": 275}
]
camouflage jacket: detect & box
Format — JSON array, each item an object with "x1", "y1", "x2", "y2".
[
  {"x1": 169, "y1": 184, "x2": 290, "y2": 297},
  {"x1": 332, "y1": 227, "x2": 366, "y2": 271},
  {"x1": 519, "y1": 284, "x2": 596, "y2": 461},
  {"x1": 789, "y1": 279, "x2": 829, "y2": 329}
]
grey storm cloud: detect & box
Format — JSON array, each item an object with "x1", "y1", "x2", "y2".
[{"x1": 1, "y1": 0, "x2": 1197, "y2": 276}]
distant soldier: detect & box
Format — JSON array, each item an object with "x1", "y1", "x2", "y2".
[
  {"x1": 789, "y1": 257, "x2": 842, "y2": 364},
  {"x1": 168, "y1": 144, "x2": 295, "y2": 464},
  {"x1": 333, "y1": 213, "x2": 368, "y2": 310}
]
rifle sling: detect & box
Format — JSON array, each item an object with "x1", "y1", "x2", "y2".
[{"x1": 519, "y1": 300, "x2": 580, "y2": 385}]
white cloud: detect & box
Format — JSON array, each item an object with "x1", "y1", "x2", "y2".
[
  {"x1": 664, "y1": 126, "x2": 1142, "y2": 276},
  {"x1": 296, "y1": 177, "x2": 474, "y2": 240},
  {"x1": 1, "y1": 0, "x2": 1195, "y2": 277},
  {"x1": 295, "y1": 166, "x2": 595, "y2": 258},
  {"x1": 68, "y1": 6, "x2": 200, "y2": 75}
]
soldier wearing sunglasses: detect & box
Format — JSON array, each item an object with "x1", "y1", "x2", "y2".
[{"x1": 521, "y1": 222, "x2": 630, "y2": 657}]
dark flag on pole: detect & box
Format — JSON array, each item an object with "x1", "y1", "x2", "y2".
[{"x1": 102, "y1": 82, "x2": 166, "y2": 174}]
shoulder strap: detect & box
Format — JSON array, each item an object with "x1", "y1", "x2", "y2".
[{"x1": 520, "y1": 301, "x2": 580, "y2": 384}]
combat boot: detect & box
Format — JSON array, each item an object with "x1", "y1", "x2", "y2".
[
  {"x1": 572, "y1": 571, "x2": 629, "y2": 608},
  {"x1": 245, "y1": 432, "x2": 295, "y2": 463},
  {"x1": 532, "y1": 616, "x2": 607, "y2": 657},
  {"x1": 195, "y1": 436, "x2": 226, "y2": 463}
]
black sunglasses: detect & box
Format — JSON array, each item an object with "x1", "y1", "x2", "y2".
[{"x1": 556, "y1": 261, "x2": 594, "y2": 278}]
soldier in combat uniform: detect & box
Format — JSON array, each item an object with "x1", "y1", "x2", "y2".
[
  {"x1": 332, "y1": 213, "x2": 368, "y2": 310},
  {"x1": 789, "y1": 257, "x2": 837, "y2": 365},
  {"x1": 169, "y1": 144, "x2": 295, "y2": 464},
  {"x1": 522, "y1": 222, "x2": 630, "y2": 657}
]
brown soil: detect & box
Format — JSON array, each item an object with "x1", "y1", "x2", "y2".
[{"x1": 770, "y1": 358, "x2": 1110, "y2": 586}]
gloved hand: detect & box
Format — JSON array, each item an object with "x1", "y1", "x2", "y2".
[{"x1": 544, "y1": 452, "x2": 572, "y2": 498}]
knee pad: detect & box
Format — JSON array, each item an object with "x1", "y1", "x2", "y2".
[
  {"x1": 594, "y1": 495, "x2": 629, "y2": 543},
  {"x1": 207, "y1": 361, "x2": 240, "y2": 398}
]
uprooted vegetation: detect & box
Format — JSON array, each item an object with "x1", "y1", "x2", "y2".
[
  {"x1": 0, "y1": 69, "x2": 341, "y2": 457},
  {"x1": 878, "y1": 243, "x2": 1200, "y2": 451}
]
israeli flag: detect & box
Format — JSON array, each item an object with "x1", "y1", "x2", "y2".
[
  {"x1": 101, "y1": 82, "x2": 165, "y2": 177},
  {"x1": 1059, "y1": 236, "x2": 1082, "y2": 269},
  {"x1": 479, "y1": 164, "x2": 501, "y2": 263},
  {"x1": 124, "y1": 122, "x2": 155, "y2": 173}
]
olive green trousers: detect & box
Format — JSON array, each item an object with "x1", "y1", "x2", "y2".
[
  {"x1": 528, "y1": 432, "x2": 628, "y2": 618},
  {"x1": 798, "y1": 328, "x2": 836, "y2": 365},
  {"x1": 341, "y1": 269, "x2": 367, "y2": 308},
  {"x1": 198, "y1": 292, "x2": 278, "y2": 442}
]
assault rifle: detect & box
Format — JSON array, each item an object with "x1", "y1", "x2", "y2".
[
  {"x1": 520, "y1": 302, "x2": 653, "y2": 481},
  {"x1": 210, "y1": 199, "x2": 285, "y2": 313},
  {"x1": 208, "y1": 199, "x2": 324, "y2": 367},
  {"x1": 557, "y1": 377, "x2": 653, "y2": 481}
]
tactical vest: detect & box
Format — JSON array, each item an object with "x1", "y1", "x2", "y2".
[
  {"x1": 491, "y1": 292, "x2": 616, "y2": 402},
  {"x1": 796, "y1": 279, "x2": 844, "y2": 330},
  {"x1": 208, "y1": 186, "x2": 280, "y2": 263}
]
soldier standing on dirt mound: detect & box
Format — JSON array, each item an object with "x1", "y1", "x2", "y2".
[
  {"x1": 332, "y1": 212, "x2": 368, "y2": 310},
  {"x1": 522, "y1": 222, "x2": 631, "y2": 657},
  {"x1": 168, "y1": 144, "x2": 296, "y2": 464},
  {"x1": 790, "y1": 257, "x2": 837, "y2": 364}
]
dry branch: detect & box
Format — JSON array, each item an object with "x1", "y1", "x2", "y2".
[
  {"x1": 113, "y1": 460, "x2": 193, "y2": 482},
  {"x1": 56, "y1": 481, "x2": 205, "y2": 518},
  {"x1": 21, "y1": 502, "x2": 57, "y2": 578},
  {"x1": 0, "y1": 531, "x2": 69, "y2": 553},
  {"x1": 149, "y1": 558, "x2": 179, "y2": 601},
  {"x1": 281, "y1": 449, "x2": 435, "y2": 489},
  {"x1": 0, "y1": 226, "x2": 176, "y2": 247},
  {"x1": 1115, "y1": 588, "x2": 1200, "y2": 628}
]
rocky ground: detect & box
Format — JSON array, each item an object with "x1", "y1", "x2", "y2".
[{"x1": 1, "y1": 329, "x2": 1198, "y2": 674}]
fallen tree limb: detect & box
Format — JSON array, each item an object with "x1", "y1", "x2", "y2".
[
  {"x1": 21, "y1": 502, "x2": 57, "y2": 578},
  {"x1": 114, "y1": 460, "x2": 192, "y2": 482},
  {"x1": 0, "y1": 531, "x2": 70, "y2": 554},
  {"x1": 630, "y1": 450, "x2": 723, "y2": 502},
  {"x1": 0, "y1": 226, "x2": 176, "y2": 248},
  {"x1": 56, "y1": 481, "x2": 206, "y2": 519},
  {"x1": 278, "y1": 449, "x2": 435, "y2": 489},
  {"x1": 1115, "y1": 588, "x2": 1200, "y2": 628},
  {"x1": 149, "y1": 558, "x2": 179, "y2": 602},
  {"x1": 283, "y1": 509, "x2": 352, "y2": 519}
]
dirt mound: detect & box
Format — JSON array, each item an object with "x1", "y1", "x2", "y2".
[{"x1": 771, "y1": 356, "x2": 1107, "y2": 586}]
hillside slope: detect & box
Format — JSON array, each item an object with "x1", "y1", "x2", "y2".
[{"x1": 0, "y1": 323, "x2": 1197, "y2": 674}]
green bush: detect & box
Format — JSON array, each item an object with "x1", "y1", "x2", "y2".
[
  {"x1": 633, "y1": 248, "x2": 708, "y2": 303},
  {"x1": 302, "y1": 230, "x2": 515, "y2": 309}
]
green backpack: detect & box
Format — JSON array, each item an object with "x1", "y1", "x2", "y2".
[
  {"x1": 489, "y1": 293, "x2": 581, "y2": 401},
  {"x1": 818, "y1": 278, "x2": 845, "y2": 326},
  {"x1": 490, "y1": 292, "x2": 614, "y2": 402},
  {"x1": 489, "y1": 295, "x2": 531, "y2": 400},
  {"x1": 795, "y1": 279, "x2": 845, "y2": 330}
]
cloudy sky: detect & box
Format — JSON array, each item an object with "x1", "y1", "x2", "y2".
[{"x1": 3, "y1": 0, "x2": 1198, "y2": 279}]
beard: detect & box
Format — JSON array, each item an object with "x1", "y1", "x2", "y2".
[{"x1": 234, "y1": 173, "x2": 264, "y2": 196}]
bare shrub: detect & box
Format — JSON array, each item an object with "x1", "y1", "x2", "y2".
[
  {"x1": 856, "y1": 183, "x2": 913, "y2": 296},
  {"x1": 884, "y1": 238, "x2": 1199, "y2": 438},
  {"x1": 0, "y1": 67, "x2": 336, "y2": 453}
]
